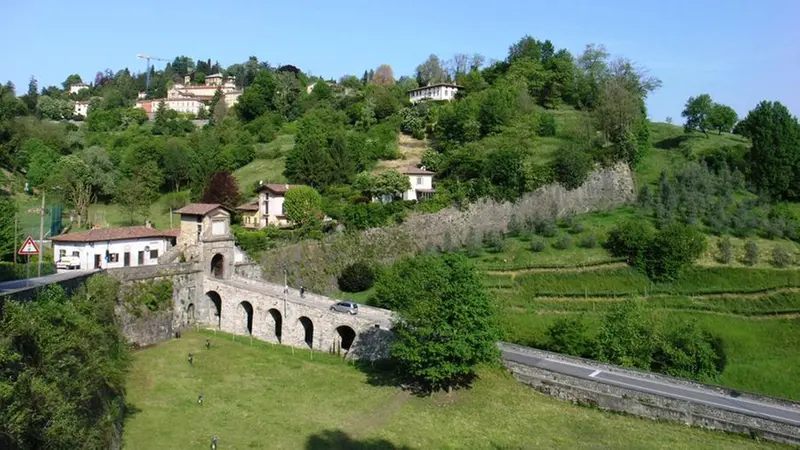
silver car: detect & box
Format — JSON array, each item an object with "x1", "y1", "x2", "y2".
[{"x1": 330, "y1": 301, "x2": 359, "y2": 315}]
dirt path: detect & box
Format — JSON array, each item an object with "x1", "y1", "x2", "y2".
[{"x1": 485, "y1": 261, "x2": 628, "y2": 278}]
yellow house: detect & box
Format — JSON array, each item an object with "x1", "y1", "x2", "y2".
[{"x1": 236, "y1": 201, "x2": 260, "y2": 229}]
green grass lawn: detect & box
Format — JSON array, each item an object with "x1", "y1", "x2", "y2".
[{"x1": 123, "y1": 331, "x2": 781, "y2": 449}]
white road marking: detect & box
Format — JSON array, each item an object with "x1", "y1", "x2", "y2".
[{"x1": 589, "y1": 370, "x2": 601, "y2": 378}]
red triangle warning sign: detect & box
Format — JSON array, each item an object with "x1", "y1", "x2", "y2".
[{"x1": 18, "y1": 237, "x2": 40, "y2": 255}]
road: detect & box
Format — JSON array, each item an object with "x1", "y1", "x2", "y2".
[
  {"x1": 500, "y1": 343, "x2": 800, "y2": 426},
  {"x1": 0, "y1": 270, "x2": 99, "y2": 294}
]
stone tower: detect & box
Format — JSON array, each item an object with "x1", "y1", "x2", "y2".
[{"x1": 173, "y1": 204, "x2": 235, "y2": 279}]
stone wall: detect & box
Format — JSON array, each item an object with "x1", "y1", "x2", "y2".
[
  {"x1": 502, "y1": 344, "x2": 800, "y2": 446},
  {"x1": 115, "y1": 307, "x2": 174, "y2": 348},
  {"x1": 257, "y1": 163, "x2": 636, "y2": 292}
]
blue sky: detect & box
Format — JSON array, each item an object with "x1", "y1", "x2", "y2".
[{"x1": 2, "y1": 0, "x2": 798, "y2": 122}]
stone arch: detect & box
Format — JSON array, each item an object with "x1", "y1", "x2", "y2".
[
  {"x1": 267, "y1": 308, "x2": 282, "y2": 342},
  {"x1": 238, "y1": 301, "x2": 254, "y2": 335},
  {"x1": 298, "y1": 316, "x2": 314, "y2": 348},
  {"x1": 186, "y1": 303, "x2": 195, "y2": 325},
  {"x1": 334, "y1": 325, "x2": 356, "y2": 353},
  {"x1": 210, "y1": 253, "x2": 224, "y2": 278},
  {"x1": 204, "y1": 291, "x2": 222, "y2": 328}
]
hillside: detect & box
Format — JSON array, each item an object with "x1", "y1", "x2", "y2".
[{"x1": 123, "y1": 331, "x2": 779, "y2": 449}]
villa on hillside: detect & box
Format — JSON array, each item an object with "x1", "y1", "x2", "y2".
[
  {"x1": 401, "y1": 165, "x2": 436, "y2": 201},
  {"x1": 135, "y1": 73, "x2": 242, "y2": 116},
  {"x1": 236, "y1": 183, "x2": 303, "y2": 229},
  {"x1": 69, "y1": 82, "x2": 89, "y2": 95},
  {"x1": 52, "y1": 225, "x2": 179, "y2": 270},
  {"x1": 408, "y1": 83, "x2": 461, "y2": 104}
]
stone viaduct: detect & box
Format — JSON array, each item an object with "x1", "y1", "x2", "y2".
[{"x1": 154, "y1": 203, "x2": 395, "y2": 359}]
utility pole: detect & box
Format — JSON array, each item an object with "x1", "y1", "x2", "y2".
[
  {"x1": 37, "y1": 190, "x2": 45, "y2": 277},
  {"x1": 13, "y1": 214, "x2": 18, "y2": 264}
]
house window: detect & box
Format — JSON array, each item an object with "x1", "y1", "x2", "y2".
[
  {"x1": 109, "y1": 253, "x2": 119, "y2": 263},
  {"x1": 72, "y1": 251, "x2": 79, "y2": 257},
  {"x1": 150, "y1": 250, "x2": 159, "y2": 259},
  {"x1": 59, "y1": 249, "x2": 66, "y2": 257},
  {"x1": 416, "y1": 177, "x2": 422, "y2": 185}
]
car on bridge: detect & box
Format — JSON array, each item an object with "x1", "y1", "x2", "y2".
[{"x1": 330, "y1": 301, "x2": 359, "y2": 315}]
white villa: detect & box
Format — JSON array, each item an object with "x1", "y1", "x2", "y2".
[
  {"x1": 135, "y1": 73, "x2": 241, "y2": 116},
  {"x1": 401, "y1": 165, "x2": 436, "y2": 201},
  {"x1": 52, "y1": 226, "x2": 178, "y2": 270},
  {"x1": 408, "y1": 83, "x2": 461, "y2": 104},
  {"x1": 69, "y1": 82, "x2": 89, "y2": 95},
  {"x1": 237, "y1": 183, "x2": 306, "y2": 229}
]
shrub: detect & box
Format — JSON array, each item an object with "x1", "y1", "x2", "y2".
[
  {"x1": 569, "y1": 223, "x2": 585, "y2": 234},
  {"x1": 559, "y1": 214, "x2": 575, "y2": 229},
  {"x1": 644, "y1": 223, "x2": 707, "y2": 281},
  {"x1": 507, "y1": 214, "x2": 523, "y2": 237},
  {"x1": 579, "y1": 233, "x2": 598, "y2": 249},
  {"x1": 651, "y1": 320, "x2": 728, "y2": 381},
  {"x1": 537, "y1": 113, "x2": 557, "y2": 137},
  {"x1": 482, "y1": 231, "x2": 506, "y2": 253},
  {"x1": 606, "y1": 219, "x2": 655, "y2": 268},
  {"x1": 544, "y1": 317, "x2": 590, "y2": 357},
  {"x1": 553, "y1": 235, "x2": 572, "y2": 250},
  {"x1": 534, "y1": 219, "x2": 559, "y2": 238},
  {"x1": 161, "y1": 191, "x2": 190, "y2": 213},
  {"x1": 717, "y1": 236, "x2": 733, "y2": 264},
  {"x1": 743, "y1": 240, "x2": 759, "y2": 266},
  {"x1": 530, "y1": 239, "x2": 547, "y2": 252},
  {"x1": 338, "y1": 261, "x2": 376, "y2": 292},
  {"x1": 771, "y1": 247, "x2": 793, "y2": 268},
  {"x1": 465, "y1": 228, "x2": 482, "y2": 257},
  {"x1": 552, "y1": 145, "x2": 592, "y2": 190}
]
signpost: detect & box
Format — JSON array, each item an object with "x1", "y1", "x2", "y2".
[{"x1": 18, "y1": 237, "x2": 41, "y2": 283}]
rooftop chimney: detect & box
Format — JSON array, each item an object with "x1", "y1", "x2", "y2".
[
  {"x1": 145, "y1": 219, "x2": 152, "y2": 228},
  {"x1": 259, "y1": 180, "x2": 263, "y2": 185}
]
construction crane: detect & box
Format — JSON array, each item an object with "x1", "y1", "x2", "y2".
[{"x1": 136, "y1": 54, "x2": 169, "y2": 90}]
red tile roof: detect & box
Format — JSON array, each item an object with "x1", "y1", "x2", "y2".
[
  {"x1": 401, "y1": 166, "x2": 435, "y2": 175},
  {"x1": 255, "y1": 183, "x2": 300, "y2": 194},
  {"x1": 236, "y1": 201, "x2": 259, "y2": 211},
  {"x1": 51, "y1": 226, "x2": 177, "y2": 243},
  {"x1": 175, "y1": 203, "x2": 228, "y2": 216}
]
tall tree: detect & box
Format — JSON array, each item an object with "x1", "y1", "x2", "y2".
[
  {"x1": 371, "y1": 64, "x2": 395, "y2": 85},
  {"x1": 61, "y1": 74, "x2": 82, "y2": 90},
  {"x1": 708, "y1": 103, "x2": 738, "y2": 135},
  {"x1": 508, "y1": 35, "x2": 542, "y2": 63},
  {"x1": 415, "y1": 55, "x2": 447, "y2": 86},
  {"x1": 115, "y1": 162, "x2": 160, "y2": 224},
  {"x1": 0, "y1": 196, "x2": 17, "y2": 261},
  {"x1": 682, "y1": 94, "x2": 713, "y2": 138},
  {"x1": 47, "y1": 155, "x2": 94, "y2": 227},
  {"x1": 283, "y1": 185, "x2": 322, "y2": 227},
  {"x1": 21, "y1": 76, "x2": 38, "y2": 113},
  {"x1": 373, "y1": 253, "x2": 501, "y2": 392},
  {"x1": 201, "y1": 171, "x2": 242, "y2": 210},
  {"x1": 236, "y1": 69, "x2": 277, "y2": 122},
  {"x1": 163, "y1": 139, "x2": 191, "y2": 191},
  {"x1": 741, "y1": 101, "x2": 800, "y2": 200}
]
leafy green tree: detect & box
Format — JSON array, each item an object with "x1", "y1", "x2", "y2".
[
  {"x1": 36, "y1": 95, "x2": 73, "y2": 120},
  {"x1": 23, "y1": 139, "x2": 59, "y2": 186},
  {"x1": 21, "y1": 76, "x2": 38, "y2": 113},
  {"x1": 552, "y1": 145, "x2": 592, "y2": 190},
  {"x1": 338, "y1": 261, "x2": 376, "y2": 292},
  {"x1": 283, "y1": 185, "x2": 322, "y2": 227},
  {"x1": 606, "y1": 219, "x2": 656, "y2": 268},
  {"x1": 61, "y1": 73, "x2": 82, "y2": 90},
  {"x1": 708, "y1": 103, "x2": 738, "y2": 134},
  {"x1": 0, "y1": 276, "x2": 130, "y2": 449},
  {"x1": 483, "y1": 147, "x2": 527, "y2": 201},
  {"x1": 236, "y1": 69, "x2": 277, "y2": 122},
  {"x1": 163, "y1": 139, "x2": 191, "y2": 191},
  {"x1": 594, "y1": 299, "x2": 657, "y2": 369},
  {"x1": 652, "y1": 320, "x2": 727, "y2": 381},
  {"x1": 507, "y1": 35, "x2": 542, "y2": 63},
  {"x1": 478, "y1": 85, "x2": 516, "y2": 136},
  {"x1": 644, "y1": 222, "x2": 706, "y2": 280},
  {"x1": 115, "y1": 161, "x2": 161, "y2": 224},
  {"x1": 545, "y1": 317, "x2": 590, "y2": 357},
  {"x1": 373, "y1": 253, "x2": 501, "y2": 392},
  {"x1": 46, "y1": 155, "x2": 94, "y2": 227},
  {"x1": 373, "y1": 170, "x2": 410, "y2": 200},
  {"x1": 273, "y1": 71, "x2": 304, "y2": 121},
  {"x1": 740, "y1": 101, "x2": 800, "y2": 200},
  {"x1": 0, "y1": 196, "x2": 17, "y2": 261},
  {"x1": 415, "y1": 55, "x2": 447, "y2": 86},
  {"x1": 682, "y1": 94, "x2": 713, "y2": 137}
]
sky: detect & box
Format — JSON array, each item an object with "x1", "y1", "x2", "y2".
[{"x1": 1, "y1": 0, "x2": 798, "y2": 122}]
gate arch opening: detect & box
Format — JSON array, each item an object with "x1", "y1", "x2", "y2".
[
  {"x1": 186, "y1": 303, "x2": 195, "y2": 325},
  {"x1": 267, "y1": 308, "x2": 282, "y2": 342},
  {"x1": 204, "y1": 291, "x2": 222, "y2": 328},
  {"x1": 238, "y1": 301, "x2": 254, "y2": 335},
  {"x1": 335, "y1": 325, "x2": 356, "y2": 352},
  {"x1": 210, "y1": 253, "x2": 224, "y2": 278},
  {"x1": 298, "y1": 316, "x2": 314, "y2": 348}
]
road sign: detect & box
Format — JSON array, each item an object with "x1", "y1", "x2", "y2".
[{"x1": 18, "y1": 237, "x2": 40, "y2": 255}]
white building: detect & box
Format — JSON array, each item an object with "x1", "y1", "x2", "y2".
[
  {"x1": 73, "y1": 101, "x2": 89, "y2": 118},
  {"x1": 401, "y1": 166, "x2": 436, "y2": 201},
  {"x1": 69, "y1": 82, "x2": 89, "y2": 95},
  {"x1": 52, "y1": 226, "x2": 178, "y2": 270},
  {"x1": 253, "y1": 183, "x2": 303, "y2": 228},
  {"x1": 134, "y1": 74, "x2": 241, "y2": 117},
  {"x1": 408, "y1": 83, "x2": 461, "y2": 104}
]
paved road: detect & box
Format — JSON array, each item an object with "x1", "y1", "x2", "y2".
[
  {"x1": 500, "y1": 343, "x2": 800, "y2": 426},
  {"x1": 0, "y1": 270, "x2": 99, "y2": 294}
]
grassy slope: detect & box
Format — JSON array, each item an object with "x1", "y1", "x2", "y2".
[{"x1": 123, "y1": 331, "x2": 780, "y2": 449}]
